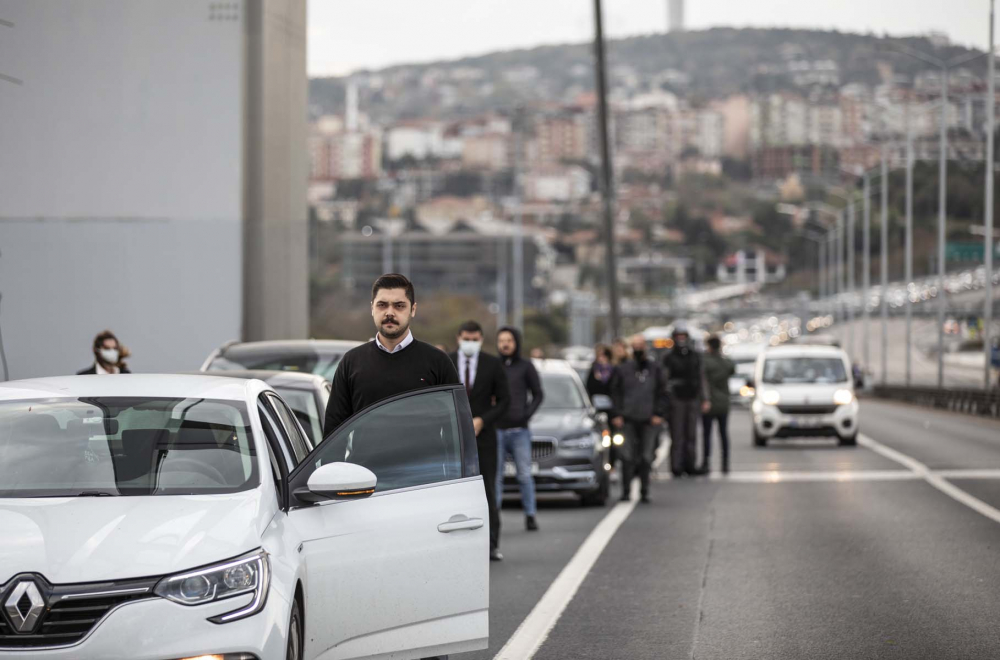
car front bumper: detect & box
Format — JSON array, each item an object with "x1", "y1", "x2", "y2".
[
  {"x1": 502, "y1": 452, "x2": 610, "y2": 495},
  {"x1": 0, "y1": 590, "x2": 290, "y2": 660},
  {"x1": 752, "y1": 400, "x2": 859, "y2": 439}
]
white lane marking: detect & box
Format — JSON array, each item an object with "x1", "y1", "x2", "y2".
[
  {"x1": 716, "y1": 470, "x2": 919, "y2": 483},
  {"x1": 859, "y1": 434, "x2": 1000, "y2": 526},
  {"x1": 493, "y1": 438, "x2": 669, "y2": 660}
]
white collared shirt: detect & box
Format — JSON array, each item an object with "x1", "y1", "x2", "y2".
[
  {"x1": 374, "y1": 330, "x2": 414, "y2": 354},
  {"x1": 94, "y1": 362, "x2": 119, "y2": 375},
  {"x1": 458, "y1": 350, "x2": 479, "y2": 390}
]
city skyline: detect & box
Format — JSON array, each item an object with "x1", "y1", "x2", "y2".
[{"x1": 308, "y1": 0, "x2": 988, "y2": 77}]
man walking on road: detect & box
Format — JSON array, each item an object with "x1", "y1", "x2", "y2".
[
  {"x1": 496, "y1": 327, "x2": 544, "y2": 532},
  {"x1": 701, "y1": 335, "x2": 735, "y2": 474},
  {"x1": 662, "y1": 326, "x2": 709, "y2": 477},
  {"x1": 323, "y1": 274, "x2": 459, "y2": 435},
  {"x1": 611, "y1": 334, "x2": 668, "y2": 502},
  {"x1": 450, "y1": 321, "x2": 510, "y2": 562}
]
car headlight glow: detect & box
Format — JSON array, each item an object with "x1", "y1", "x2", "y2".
[
  {"x1": 740, "y1": 385, "x2": 755, "y2": 398},
  {"x1": 560, "y1": 432, "x2": 598, "y2": 450},
  {"x1": 612, "y1": 433, "x2": 625, "y2": 446},
  {"x1": 833, "y1": 389, "x2": 854, "y2": 405},
  {"x1": 760, "y1": 390, "x2": 780, "y2": 406},
  {"x1": 155, "y1": 549, "x2": 270, "y2": 624},
  {"x1": 601, "y1": 432, "x2": 612, "y2": 448}
]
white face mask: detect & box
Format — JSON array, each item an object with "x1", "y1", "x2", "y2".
[
  {"x1": 99, "y1": 348, "x2": 119, "y2": 364},
  {"x1": 459, "y1": 340, "x2": 482, "y2": 357}
]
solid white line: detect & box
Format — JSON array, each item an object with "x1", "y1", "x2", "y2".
[
  {"x1": 859, "y1": 434, "x2": 1000, "y2": 526},
  {"x1": 493, "y1": 438, "x2": 669, "y2": 660},
  {"x1": 715, "y1": 469, "x2": 919, "y2": 483}
]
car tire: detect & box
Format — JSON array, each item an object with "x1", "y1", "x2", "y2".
[
  {"x1": 287, "y1": 597, "x2": 304, "y2": 660},
  {"x1": 838, "y1": 432, "x2": 858, "y2": 447},
  {"x1": 753, "y1": 430, "x2": 767, "y2": 447}
]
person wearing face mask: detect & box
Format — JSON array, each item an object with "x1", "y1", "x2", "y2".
[
  {"x1": 77, "y1": 330, "x2": 131, "y2": 374},
  {"x1": 610, "y1": 334, "x2": 668, "y2": 502},
  {"x1": 662, "y1": 325, "x2": 710, "y2": 477},
  {"x1": 449, "y1": 320, "x2": 510, "y2": 561}
]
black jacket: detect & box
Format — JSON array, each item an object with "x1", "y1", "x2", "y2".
[
  {"x1": 77, "y1": 364, "x2": 131, "y2": 375},
  {"x1": 496, "y1": 327, "x2": 544, "y2": 429},
  {"x1": 661, "y1": 346, "x2": 708, "y2": 402},
  {"x1": 585, "y1": 362, "x2": 614, "y2": 399},
  {"x1": 449, "y1": 351, "x2": 510, "y2": 445},
  {"x1": 611, "y1": 357, "x2": 668, "y2": 422}
]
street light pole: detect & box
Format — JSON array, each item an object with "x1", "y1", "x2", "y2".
[
  {"x1": 847, "y1": 199, "x2": 857, "y2": 360},
  {"x1": 880, "y1": 146, "x2": 889, "y2": 385},
  {"x1": 985, "y1": 0, "x2": 996, "y2": 390},
  {"x1": 906, "y1": 97, "x2": 915, "y2": 387},
  {"x1": 863, "y1": 172, "x2": 872, "y2": 372},
  {"x1": 593, "y1": 0, "x2": 620, "y2": 340},
  {"x1": 937, "y1": 65, "x2": 949, "y2": 388}
]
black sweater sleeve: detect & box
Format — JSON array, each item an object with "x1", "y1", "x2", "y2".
[
  {"x1": 480, "y1": 360, "x2": 510, "y2": 428},
  {"x1": 524, "y1": 361, "x2": 544, "y2": 421},
  {"x1": 323, "y1": 353, "x2": 354, "y2": 438}
]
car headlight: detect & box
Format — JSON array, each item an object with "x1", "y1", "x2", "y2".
[
  {"x1": 760, "y1": 390, "x2": 780, "y2": 406},
  {"x1": 740, "y1": 385, "x2": 755, "y2": 398},
  {"x1": 601, "y1": 432, "x2": 612, "y2": 448},
  {"x1": 612, "y1": 433, "x2": 625, "y2": 446},
  {"x1": 560, "y1": 432, "x2": 599, "y2": 450},
  {"x1": 154, "y1": 549, "x2": 270, "y2": 624},
  {"x1": 833, "y1": 389, "x2": 854, "y2": 405}
]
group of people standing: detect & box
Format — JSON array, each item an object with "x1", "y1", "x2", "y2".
[{"x1": 585, "y1": 327, "x2": 736, "y2": 502}]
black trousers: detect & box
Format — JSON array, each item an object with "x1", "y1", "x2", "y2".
[
  {"x1": 669, "y1": 400, "x2": 701, "y2": 475},
  {"x1": 702, "y1": 413, "x2": 730, "y2": 470},
  {"x1": 477, "y1": 433, "x2": 501, "y2": 551},
  {"x1": 620, "y1": 421, "x2": 659, "y2": 498}
]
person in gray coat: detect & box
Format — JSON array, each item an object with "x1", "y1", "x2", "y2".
[
  {"x1": 610, "y1": 334, "x2": 668, "y2": 503},
  {"x1": 662, "y1": 326, "x2": 710, "y2": 476}
]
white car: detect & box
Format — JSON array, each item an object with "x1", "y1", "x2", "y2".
[
  {"x1": 750, "y1": 345, "x2": 859, "y2": 447},
  {"x1": 0, "y1": 375, "x2": 488, "y2": 660}
]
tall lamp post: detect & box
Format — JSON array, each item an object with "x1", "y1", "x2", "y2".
[
  {"x1": 593, "y1": 0, "x2": 620, "y2": 340},
  {"x1": 985, "y1": 0, "x2": 996, "y2": 390}
]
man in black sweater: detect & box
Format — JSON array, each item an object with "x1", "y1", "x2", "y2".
[
  {"x1": 449, "y1": 320, "x2": 510, "y2": 561},
  {"x1": 323, "y1": 274, "x2": 460, "y2": 436},
  {"x1": 495, "y1": 326, "x2": 544, "y2": 531}
]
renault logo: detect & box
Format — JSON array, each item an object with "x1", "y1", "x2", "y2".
[{"x1": 4, "y1": 580, "x2": 45, "y2": 633}]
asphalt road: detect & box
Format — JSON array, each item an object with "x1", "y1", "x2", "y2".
[{"x1": 463, "y1": 400, "x2": 1000, "y2": 660}]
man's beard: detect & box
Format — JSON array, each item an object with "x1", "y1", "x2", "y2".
[{"x1": 379, "y1": 316, "x2": 410, "y2": 339}]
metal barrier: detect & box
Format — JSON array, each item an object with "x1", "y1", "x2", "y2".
[{"x1": 872, "y1": 385, "x2": 1000, "y2": 419}]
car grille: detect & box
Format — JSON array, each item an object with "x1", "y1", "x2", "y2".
[
  {"x1": 777, "y1": 404, "x2": 838, "y2": 415},
  {"x1": 0, "y1": 576, "x2": 157, "y2": 649},
  {"x1": 532, "y1": 438, "x2": 557, "y2": 461}
]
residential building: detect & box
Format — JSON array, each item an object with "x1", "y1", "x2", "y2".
[
  {"x1": 522, "y1": 166, "x2": 592, "y2": 202},
  {"x1": 535, "y1": 107, "x2": 595, "y2": 165}
]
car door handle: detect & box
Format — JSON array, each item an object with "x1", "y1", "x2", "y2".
[{"x1": 437, "y1": 515, "x2": 484, "y2": 533}]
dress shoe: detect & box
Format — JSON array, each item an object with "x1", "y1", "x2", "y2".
[
  {"x1": 490, "y1": 548, "x2": 504, "y2": 562},
  {"x1": 526, "y1": 516, "x2": 539, "y2": 531}
]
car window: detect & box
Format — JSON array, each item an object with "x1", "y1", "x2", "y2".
[
  {"x1": 265, "y1": 394, "x2": 312, "y2": 464},
  {"x1": 762, "y1": 357, "x2": 848, "y2": 384},
  {"x1": 273, "y1": 386, "x2": 322, "y2": 448},
  {"x1": 312, "y1": 389, "x2": 463, "y2": 493},
  {"x1": 0, "y1": 397, "x2": 257, "y2": 498},
  {"x1": 257, "y1": 401, "x2": 295, "y2": 473},
  {"x1": 538, "y1": 374, "x2": 585, "y2": 410},
  {"x1": 208, "y1": 351, "x2": 345, "y2": 380}
]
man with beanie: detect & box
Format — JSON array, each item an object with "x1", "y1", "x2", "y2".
[
  {"x1": 662, "y1": 325, "x2": 710, "y2": 477},
  {"x1": 610, "y1": 334, "x2": 668, "y2": 503},
  {"x1": 496, "y1": 326, "x2": 544, "y2": 535}
]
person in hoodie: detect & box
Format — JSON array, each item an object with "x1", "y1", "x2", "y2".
[
  {"x1": 662, "y1": 325, "x2": 710, "y2": 477},
  {"x1": 495, "y1": 326, "x2": 544, "y2": 533}
]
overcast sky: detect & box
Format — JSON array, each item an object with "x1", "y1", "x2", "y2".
[{"x1": 307, "y1": 0, "x2": 989, "y2": 77}]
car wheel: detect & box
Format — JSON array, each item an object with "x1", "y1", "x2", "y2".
[
  {"x1": 838, "y1": 433, "x2": 858, "y2": 447},
  {"x1": 580, "y1": 475, "x2": 609, "y2": 507},
  {"x1": 287, "y1": 598, "x2": 303, "y2": 660},
  {"x1": 753, "y1": 430, "x2": 767, "y2": 447}
]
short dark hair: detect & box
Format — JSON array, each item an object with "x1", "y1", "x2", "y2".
[
  {"x1": 93, "y1": 329, "x2": 119, "y2": 351},
  {"x1": 372, "y1": 273, "x2": 415, "y2": 305},
  {"x1": 458, "y1": 320, "x2": 483, "y2": 336},
  {"x1": 707, "y1": 335, "x2": 721, "y2": 351}
]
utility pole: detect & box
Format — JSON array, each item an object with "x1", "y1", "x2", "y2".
[
  {"x1": 512, "y1": 108, "x2": 525, "y2": 332},
  {"x1": 593, "y1": 0, "x2": 621, "y2": 340},
  {"x1": 880, "y1": 147, "x2": 889, "y2": 385},
  {"x1": 863, "y1": 173, "x2": 871, "y2": 372},
  {"x1": 847, "y1": 199, "x2": 856, "y2": 360},
  {"x1": 985, "y1": 0, "x2": 996, "y2": 390},
  {"x1": 937, "y1": 66, "x2": 949, "y2": 388},
  {"x1": 906, "y1": 96, "x2": 915, "y2": 387}
]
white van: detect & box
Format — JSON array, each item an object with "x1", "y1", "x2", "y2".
[{"x1": 750, "y1": 344, "x2": 859, "y2": 447}]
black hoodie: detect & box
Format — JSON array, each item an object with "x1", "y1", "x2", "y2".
[{"x1": 496, "y1": 326, "x2": 544, "y2": 429}]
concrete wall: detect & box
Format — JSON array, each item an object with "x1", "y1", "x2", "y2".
[{"x1": 0, "y1": 0, "x2": 307, "y2": 379}]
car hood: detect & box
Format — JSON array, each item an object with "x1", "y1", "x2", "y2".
[
  {"x1": 0, "y1": 490, "x2": 267, "y2": 584},
  {"x1": 530, "y1": 409, "x2": 594, "y2": 437},
  {"x1": 760, "y1": 383, "x2": 848, "y2": 405}
]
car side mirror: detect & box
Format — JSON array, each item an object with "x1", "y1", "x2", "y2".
[
  {"x1": 295, "y1": 462, "x2": 377, "y2": 503},
  {"x1": 591, "y1": 394, "x2": 614, "y2": 411}
]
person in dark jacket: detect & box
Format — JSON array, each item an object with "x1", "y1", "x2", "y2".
[
  {"x1": 323, "y1": 274, "x2": 459, "y2": 435},
  {"x1": 77, "y1": 330, "x2": 131, "y2": 374},
  {"x1": 449, "y1": 320, "x2": 510, "y2": 561},
  {"x1": 662, "y1": 326, "x2": 709, "y2": 477},
  {"x1": 701, "y1": 335, "x2": 736, "y2": 474},
  {"x1": 610, "y1": 334, "x2": 668, "y2": 502},
  {"x1": 496, "y1": 326, "x2": 544, "y2": 531},
  {"x1": 585, "y1": 343, "x2": 615, "y2": 399}
]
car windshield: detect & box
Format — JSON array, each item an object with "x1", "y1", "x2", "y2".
[
  {"x1": 538, "y1": 374, "x2": 586, "y2": 410},
  {"x1": 274, "y1": 386, "x2": 322, "y2": 447},
  {"x1": 0, "y1": 397, "x2": 258, "y2": 498},
  {"x1": 762, "y1": 357, "x2": 848, "y2": 385},
  {"x1": 209, "y1": 350, "x2": 345, "y2": 380}
]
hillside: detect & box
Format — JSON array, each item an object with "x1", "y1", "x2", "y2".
[{"x1": 309, "y1": 27, "x2": 986, "y2": 121}]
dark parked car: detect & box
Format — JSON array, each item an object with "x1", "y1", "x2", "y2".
[
  {"x1": 201, "y1": 339, "x2": 362, "y2": 380},
  {"x1": 501, "y1": 359, "x2": 612, "y2": 506},
  {"x1": 188, "y1": 369, "x2": 330, "y2": 446}
]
